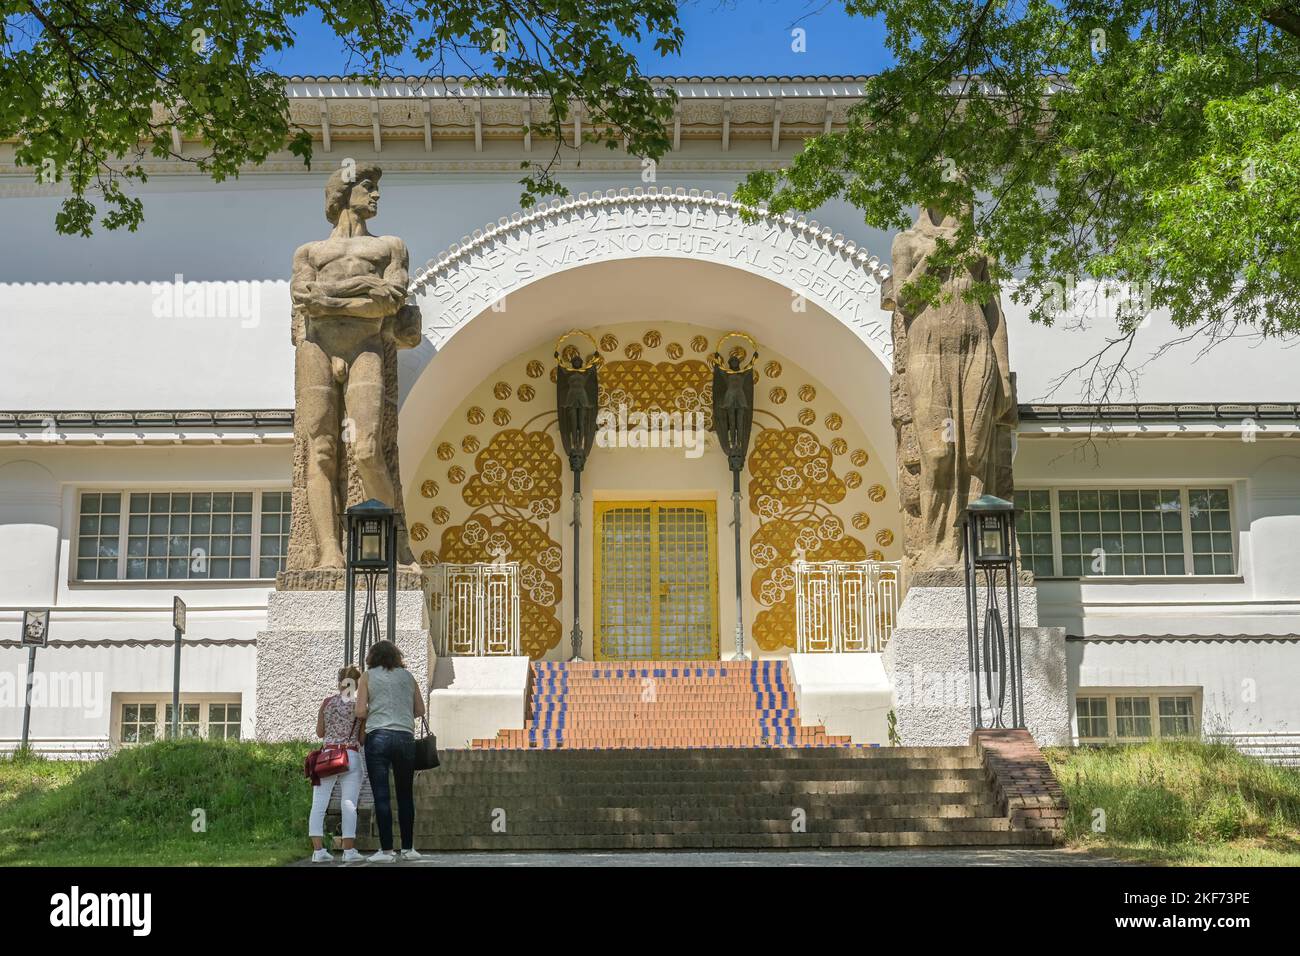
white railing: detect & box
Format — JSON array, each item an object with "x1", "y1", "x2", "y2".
[
  {"x1": 432, "y1": 562, "x2": 520, "y2": 657},
  {"x1": 794, "y1": 560, "x2": 901, "y2": 653}
]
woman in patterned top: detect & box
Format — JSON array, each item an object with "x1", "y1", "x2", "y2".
[{"x1": 308, "y1": 665, "x2": 365, "y2": 863}]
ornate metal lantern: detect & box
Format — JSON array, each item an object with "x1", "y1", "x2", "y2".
[
  {"x1": 555, "y1": 330, "x2": 601, "y2": 660},
  {"x1": 345, "y1": 498, "x2": 397, "y2": 666},
  {"x1": 960, "y1": 494, "x2": 1025, "y2": 730},
  {"x1": 710, "y1": 332, "x2": 759, "y2": 660}
]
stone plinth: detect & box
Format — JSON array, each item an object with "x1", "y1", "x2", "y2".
[
  {"x1": 883, "y1": 584, "x2": 1069, "y2": 747},
  {"x1": 428, "y1": 655, "x2": 531, "y2": 749},
  {"x1": 788, "y1": 653, "x2": 893, "y2": 746},
  {"x1": 255, "y1": 588, "x2": 431, "y2": 742}
]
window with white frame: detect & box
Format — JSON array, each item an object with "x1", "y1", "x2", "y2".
[
  {"x1": 1075, "y1": 690, "x2": 1200, "y2": 743},
  {"x1": 1014, "y1": 487, "x2": 1235, "y2": 577},
  {"x1": 116, "y1": 696, "x2": 242, "y2": 745},
  {"x1": 76, "y1": 490, "x2": 290, "y2": 581}
]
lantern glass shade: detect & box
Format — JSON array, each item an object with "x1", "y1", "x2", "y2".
[
  {"x1": 361, "y1": 520, "x2": 383, "y2": 562},
  {"x1": 347, "y1": 499, "x2": 394, "y2": 571},
  {"x1": 967, "y1": 495, "x2": 1015, "y2": 565}
]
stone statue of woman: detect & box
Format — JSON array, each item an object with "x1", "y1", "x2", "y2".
[{"x1": 885, "y1": 205, "x2": 1017, "y2": 571}]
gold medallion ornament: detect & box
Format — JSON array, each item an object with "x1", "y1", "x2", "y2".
[
  {"x1": 599, "y1": 333, "x2": 619, "y2": 352},
  {"x1": 666, "y1": 342, "x2": 684, "y2": 359},
  {"x1": 493, "y1": 408, "x2": 512, "y2": 426},
  {"x1": 624, "y1": 343, "x2": 642, "y2": 360},
  {"x1": 798, "y1": 408, "x2": 816, "y2": 426},
  {"x1": 517, "y1": 384, "x2": 536, "y2": 402},
  {"x1": 461, "y1": 436, "x2": 480, "y2": 454},
  {"x1": 493, "y1": 382, "x2": 512, "y2": 400},
  {"x1": 852, "y1": 512, "x2": 871, "y2": 530},
  {"x1": 764, "y1": 360, "x2": 782, "y2": 379},
  {"x1": 467, "y1": 406, "x2": 485, "y2": 425},
  {"x1": 830, "y1": 437, "x2": 848, "y2": 456},
  {"x1": 448, "y1": 465, "x2": 466, "y2": 484},
  {"x1": 410, "y1": 523, "x2": 429, "y2": 542},
  {"x1": 868, "y1": 549, "x2": 885, "y2": 561},
  {"x1": 868, "y1": 484, "x2": 887, "y2": 502},
  {"x1": 798, "y1": 384, "x2": 816, "y2": 402},
  {"x1": 431, "y1": 506, "x2": 450, "y2": 524},
  {"x1": 690, "y1": 335, "x2": 709, "y2": 353},
  {"x1": 642, "y1": 330, "x2": 662, "y2": 348},
  {"x1": 436, "y1": 442, "x2": 455, "y2": 461},
  {"x1": 851, "y1": 448, "x2": 869, "y2": 466},
  {"x1": 420, "y1": 480, "x2": 439, "y2": 498},
  {"x1": 876, "y1": 529, "x2": 895, "y2": 547},
  {"x1": 845, "y1": 471, "x2": 862, "y2": 489},
  {"x1": 769, "y1": 386, "x2": 787, "y2": 404},
  {"x1": 825, "y1": 412, "x2": 843, "y2": 431},
  {"x1": 526, "y1": 359, "x2": 546, "y2": 378},
  {"x1": 420, "y1": 550, "x2": 435, "y2": 565}
]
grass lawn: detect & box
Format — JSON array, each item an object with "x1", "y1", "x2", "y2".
[
  {"x1": 0, "y1": 741, "x2": 310, "y2": 866},
  {"x1": 1046, "y1": 740, "x2": 1300, "y2": 866}
]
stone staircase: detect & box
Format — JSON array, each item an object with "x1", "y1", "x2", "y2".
[
  {"x1": 347, "y1": 659, "x2": 1067, "y2": 851},
  {"x1": 355, "y1": 747, "x2": 1057, "y2": 850},
  {"x1": 472, "y1": 659, "x2": 854, "y2": 749}
]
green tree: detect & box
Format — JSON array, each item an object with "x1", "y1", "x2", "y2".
[
  {"x1": 737, "y1": 2, "x2": 1300, "y2": 396},
  {"x1": 1, "y1": 1, "x2": 682, "y2": 235}
]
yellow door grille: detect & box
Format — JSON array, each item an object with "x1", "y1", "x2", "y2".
[{"x1": 594, "y1": 500, "x2": 719, "y2": 660}]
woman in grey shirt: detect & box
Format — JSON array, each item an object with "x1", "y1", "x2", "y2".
[{"x1": 356, "y1": 640, "x2": 426, "y2": 862}]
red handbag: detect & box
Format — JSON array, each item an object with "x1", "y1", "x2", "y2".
[{"x1": 312, "y1": 745, "x2": 351, "y2": 778}]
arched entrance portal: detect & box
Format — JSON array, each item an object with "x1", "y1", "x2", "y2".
[{"x1": 399, "y1": 191, "x2": 900, "y2": 661}]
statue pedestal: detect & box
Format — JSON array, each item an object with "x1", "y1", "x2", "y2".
[
  {"x1": 883, "y1": 579, "x2": 1070, "y2": 747},
  {"x1": 254, "y1": 589, "x2": 432, "y2": 742}
]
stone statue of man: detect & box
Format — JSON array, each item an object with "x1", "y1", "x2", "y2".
[
  {"x1": 285, "y1": 164, "x2": 421, "y2": 577},
  {"x1": 884, "y1": 205, "x2": 1017, "y2": 571}
]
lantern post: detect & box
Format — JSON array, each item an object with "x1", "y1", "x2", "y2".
[
  {"x1": 345, "y1": 499, "x2": 397, "y2": 666},
  {"x1": 960, "y1": 494, "x2": 1025, "y2": 730},
  {"x1": 710, "y1": 333, "x2": 759, "y2": 661},
  {"x1": 554, "y1": 331, "x2": 601, "y2": 661}
]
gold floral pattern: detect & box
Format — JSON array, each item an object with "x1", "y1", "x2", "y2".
[
  {"x1": 436, "y1": 442, "x2": 455, "y2": 461},
  {"x1": 798, "y1": 384, "x2": 816, "y2": 402},
  {"x1": 448, "y1": 465, "x2": 466, "y2": 484},
  {"x1": 690, "y1": 335, "x2": 709, "y2": 353},
  {"x1": 467, "y1": 406, "x2": 484, "y2": 425},
  {"x1": 825, "y1": 412, "x2": 843, "y2": 431},
  {"x1": 798, "y1": 408, "x2": 816, "y2": 426},
  {"x1": 517, "y1": 384, "x2": 536, "y2": 402},
  {"x1": 493, "y1": 382, "x2": 512, "y2": 400},
  {"x1": 643, "y1": 330, "x2": 662, "y2": 348},
  {"x1": 599, "y1": 333, "x2": 619, "y2": 352},
  {"x1": 851, "y1": 448, "x2": 869, "y2": 466},
  {"x1": 666, "y1": 342, "x2": 684, "y2": 359},
  {"x1": 462, "y1": 429, "x2": 562, "y2": 512},
  {"x1": 875, "y1": 529, "x2": 895, "y2": 547},
  {"x1": 410, "y1": 523, "x2": 428, "y2": 542},
  {"x1": 526, "y1": 360, "x2": 545, "y2": 378},
  {"x1": 830, "y1": 438, "x2": 848, "y2": 456},
  {"x1": 852, "y1": 512, "x2": 871, "y2": 530},
  {"x1": 431, "y1": 506, "x2": 450, "y2": 525},
  {"x1": 462, "y1": 436, "x2": 479, "y2": 454},
  {"x1": 420, "y1": 480, "x2": 439, "y2": 498},
  {"x1": 868, "y1": 484, "x2": 887, "y2": 502},
  {"x1": 764, "y1": 360, "x2": 782, "y2": 379},
  {"x1": 623, "y1": 343, "x2": 642, "y2": 360},
  {"x1": 493, "y1": 408, "x2": 511, "y2": 426},
  {"x1": 769, "y1": 386, "x2": 787, "y2": 404}
]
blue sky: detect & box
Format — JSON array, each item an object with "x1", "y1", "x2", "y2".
[{"x1": 266, "y1": 1, "x2": 891, "y2": 77}]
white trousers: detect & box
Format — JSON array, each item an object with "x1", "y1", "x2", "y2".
[{"x1": 308, "y1": 748, "x2": 363, "y2": 839}]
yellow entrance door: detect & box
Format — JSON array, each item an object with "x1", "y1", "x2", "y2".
[{"x1": 594, "y1": 500, "x2": 719, "y2": 661}]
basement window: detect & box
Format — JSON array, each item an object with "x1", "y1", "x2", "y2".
[{"x1": 1075, "y1": 689, "x2": 1201, "y2": 744}]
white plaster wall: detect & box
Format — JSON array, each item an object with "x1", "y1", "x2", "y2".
[
  {"x1": 1068, "y1": 638, "x2": 1300, "y2": 737},
  {"x1": 0, "y1": 642, "x2": 256, "y2": 749},
  {"x1": 1016, "y1": 440, "x2": 1300, "y2": 638}
]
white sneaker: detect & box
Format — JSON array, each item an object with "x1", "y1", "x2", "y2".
[
  {"x1": 341, "y1": 848, "x2": 364, "y2": 863},
  {"x1": 368, "y1": 849, "x2": 397, "y2": 863},
  {"x1": 311, "y1": 848, "x2": 333, "y2": 863},
  {"x1": 400, "y1": 849, "x2": 423, "y2": 861}
]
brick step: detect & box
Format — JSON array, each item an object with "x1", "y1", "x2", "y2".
[
  {"x1": 427, "y1": 757, "x2": 984, "y2": 771},
  {"x1": 436, "y1": 746, "x2": 977, "y2": 763},
  {"x1": 405, "y1": 816, "x2": 1019, "y2": 835},
  {"x1": 354, "y1": 830, "x2": 1057, "y2": 851},
  {"x1": 413, "y1": 779, "x2": 993, "y2": 797},
  {"x1": 415, "y1": 768, "x2": 989, "y2": 784},
  {"x1": 411, "y1": 792, "x2": 1001, "y2": 811},
  {"x1": 405, "y1": 806, "x2": 1003, "y2": 827}
]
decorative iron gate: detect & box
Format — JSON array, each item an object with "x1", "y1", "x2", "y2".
[
  {"x1": 432, "y1": 562, "x2": 520, "y2": 657},
  {"x1": 794, "y1": 560, "x2": 901, "y2": 653}
]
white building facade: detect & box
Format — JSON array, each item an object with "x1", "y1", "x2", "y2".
[{"x1": 1, "y1": 77, "x2": 1297, "y2": 757}]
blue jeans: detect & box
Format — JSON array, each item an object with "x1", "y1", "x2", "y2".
[{"x1": 364, "y1": 729, "x2": 416, "y2": 851}]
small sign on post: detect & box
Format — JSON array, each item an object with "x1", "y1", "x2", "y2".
[
  {"x1": 20, "y1": 610, "x2": 49, "y2": 751},
  {"x1": 171, "y1": 598, "x2": 186, "y2": 740}
]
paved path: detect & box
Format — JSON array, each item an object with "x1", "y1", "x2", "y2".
[{"x1": 293, "y1": 848, "x2": 1126, "y2": 867}]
